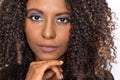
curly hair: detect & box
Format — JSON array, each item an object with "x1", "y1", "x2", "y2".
[{"x1": 0, "y1": 0, "x2": 116, "y2": 80}]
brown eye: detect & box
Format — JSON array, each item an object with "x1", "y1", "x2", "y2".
[
  {"x1": 27, "y1": 13, "x2": 44, "y2": 22},
  {"x1": 56, "y1": 17, "x2": 69, "y2": 24}
]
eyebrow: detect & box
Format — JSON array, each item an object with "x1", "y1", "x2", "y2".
[
  {"x1": 27, "y1": 8, "x2": 43, "y2": 14},
  {"x1": 56, "y1": 12, "x2": 71, "y2": 16},
  {"x1": 27, "y1": 8, "x2": 71, "y2": 16}
]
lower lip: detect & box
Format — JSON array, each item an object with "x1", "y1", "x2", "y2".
[{"x1": 40, "y1": 46, "x2": 58, "y2": 53}]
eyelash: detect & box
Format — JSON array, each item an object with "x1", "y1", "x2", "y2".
[
  {"x1": 27, "y1": 14, "x2": 43, "y2": 22},
  {"x1": 27, "y1": 14, "x2": 71, "y2": 24},
  {"x1": 56, "y1": 17, "x2": 70, "y2": 24}
]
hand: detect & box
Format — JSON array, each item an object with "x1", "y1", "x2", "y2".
[{"x1": 25, "y1": 60, "x2": 64, "y2": 80}]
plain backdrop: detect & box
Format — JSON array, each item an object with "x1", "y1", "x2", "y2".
[{"x1": 107, "y1": 0, "x2": 120, "y2": 80}]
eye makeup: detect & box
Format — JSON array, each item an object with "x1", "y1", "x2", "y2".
[
  {"x1": 27, "y1": 13, "x2": 44, "y2": 22},
  {"x1": 55, "y1": 16, "x2": 71, "y2": 25}
]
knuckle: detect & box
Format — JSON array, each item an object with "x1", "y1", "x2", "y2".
[
  {"x1": 30, "y1": 62, "x2": 37, "y2": 71},
  {"x1": 31, "y1": 65, "x2": 39, "y2": 74},
  {"x1": 34, "y1": 68, "x2": 39, "y2": 74},
  {"x1": 30, "y1": 62, "x2": 35, "y2": 67}
]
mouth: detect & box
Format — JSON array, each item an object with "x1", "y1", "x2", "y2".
[{"x1": 39, "y1": 45, "x2": 58, "y2": 53}]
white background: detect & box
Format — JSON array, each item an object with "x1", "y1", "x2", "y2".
[{"x1": 107, "y1": 0, "x2": 120, "y2": 80}]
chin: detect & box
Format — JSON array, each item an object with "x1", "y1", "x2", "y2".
[{"x1": 37, "y1": 56, "x2": 59, "y2": 61}]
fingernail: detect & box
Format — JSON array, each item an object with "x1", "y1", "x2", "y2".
[
  {"x1": 59, "y1": 61, "x2": 63, "y2": 64},
  {"x1": 60, "y1": 74, "x2": 63, "y2": 79}
]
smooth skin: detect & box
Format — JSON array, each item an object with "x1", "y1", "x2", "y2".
[
  {"x1": 25, "y1": 60, "x2": 64, "y2": 80},
  {"x1": 25, "y1": 0, "x2": 71, "y2": 80}
]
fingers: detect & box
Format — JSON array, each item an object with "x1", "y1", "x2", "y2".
[
  {"x1": 25, "y1": 61, "x2": 46, "y2": 80},
  {"x1": 51, "y1": 66, "x2": 63, "y2": 79},
  {"x1": 38, "y1": 60, "x2": 64, "y2": 79},
  {"x1": 42, "y1": 69, "x2": 55, "y2": 80},
  {"x1": 25, "y1": 60, "x2": 64, "y2": 80}
]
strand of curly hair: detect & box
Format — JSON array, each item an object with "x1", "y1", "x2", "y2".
[{"x1": 0, "y1": 0, "x2": 116, "y2": 80}]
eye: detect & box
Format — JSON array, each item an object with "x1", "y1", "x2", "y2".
[
  {"x1": 27, "y1": 13, "x2": 44, "y2": 22},
  {"x1": 56, "y1": 17, "x2": 70, "y2": 24}
]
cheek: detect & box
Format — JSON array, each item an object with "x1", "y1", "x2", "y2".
[
  {"x1": 25, "y1": 21, "x2": 41, "y2": 43},
  {"x1": 61, "y1": 26, "x2": 70, "y2": 39},
  {"x1": 25, "y1": 28, "x2": 34, "y2": 42},
  {"x1": 58, "y1": 32, "x2": 70, "y2": 56},
  {"x1": 58, "y1": 26, "x2": 71, "y2": 45}
]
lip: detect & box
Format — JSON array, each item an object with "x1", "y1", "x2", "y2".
[{"x1": 39, "y1": 45, "x2": 58, "y2": 53}]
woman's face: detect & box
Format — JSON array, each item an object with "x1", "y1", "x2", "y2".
[{"x1": 25, "y1": 0, "x2": 71, "y2": 61}]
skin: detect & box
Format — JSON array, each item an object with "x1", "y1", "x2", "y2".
[{"x1": 25, "y1": 0, "x2": 71, "y2": 79}]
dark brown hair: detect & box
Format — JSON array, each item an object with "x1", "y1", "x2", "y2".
[{"x1": 0, "y1": 0, "x2": 116, "y2": 80}]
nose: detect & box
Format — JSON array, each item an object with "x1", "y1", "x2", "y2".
[{"x1": 41, "y1": 20, "x2": 56, "y2": 39}]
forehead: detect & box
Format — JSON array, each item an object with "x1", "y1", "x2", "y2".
[{"x1": 27, "y1": 0, "x2": 68, "y2": 10}]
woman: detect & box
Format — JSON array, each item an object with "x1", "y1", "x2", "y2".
[{"x1": 0, "y1": 0, "x2": 116, "y2": 80}]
